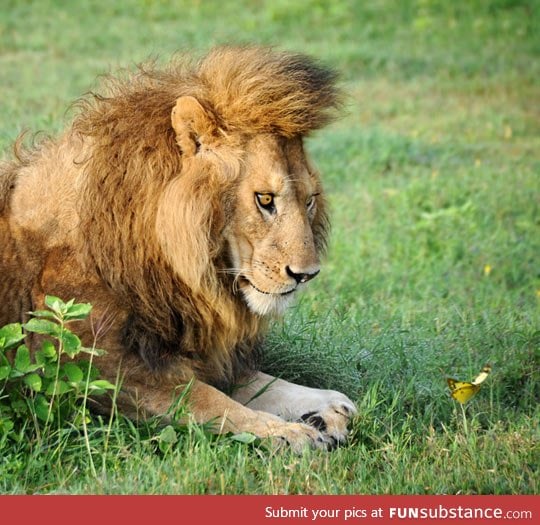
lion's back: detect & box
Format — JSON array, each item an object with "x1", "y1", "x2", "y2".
[
  {"x1": 0, "y1": 159, "x2": 31, "y2": 324},
  {"x1": 0, "y1": 136, "x2": 83, "y2": 325}
]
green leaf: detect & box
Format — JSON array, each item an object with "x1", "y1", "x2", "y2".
[
  {"x1": 158, "y1": 425, "x2": 178, "y2": 453},
  {"x1": 34, "y1": 395, "x2": 51, "y2": 422},
  {"x1": 159, "y1": 425, "x2": 178, "y2": 444},
  {"x1": 0, "y1": 418, "x2": 14, "y2": 434},
  {"x1": 43, "y1": 362, "x2": 58, "y2": 379},
  {"x1": 78, "y1": 360, "x2": 99, "y2": 381},
  {"x1": 45, "y1": 380, "x2": 71, "y2": 396},
  {"x1": 89, "y1": 379, "x2": 116, "y2": 389},
  {"x1": 10, "y1": 398, "x2": 27, "y2": 416},
  {"x1": 34, "y1": 349, "x2": 47, "y2": 366},
  {"x1": 230, "y1": 432, "x2": 258, "y2": 444},
  {"x1": 24, "y1": 373, "x2": 42, "y2": 392},
  {"x1": 13, "y1": 345, "x2": 40, "y2": 374},
  {"x1": 14, "y1": 345, "x2": 32, "y2": 372},
  {"x1": 60, "y1": 331, "x2": 81, "y2": 357},
  {"x1": 40, "y1": 340, "x2": 58, "y2": 360},
  {"x1": 64, "y1": 303, "x2": 92, "y2": 321},
  {"x1": 23, "y1": 318, "x2": 60, "y2": 337},
  {"x1": 80, "y1": 346, "x2": 107, "y2": 357},
  {"x1": 27, "y1": 309, "x2": 57, "y2": 320},
  {"x1": 73, "y1": 409, "x2": 91, "y2": 426},
  {"x1": 44, "y1": 295, "x2": 65, "y2": 314},
  {"x1": 63, "y1": 362, "x2": 83, "y2": 383},
  {"x1": 0, "y1": 323, "x2": 26, "y2": 350},
  {"x1": 88, "y1": 379, "x2": 116, "y2": 394},
  {"x1": 0, "y1": 365, "x2": 11, "y2": 380}
]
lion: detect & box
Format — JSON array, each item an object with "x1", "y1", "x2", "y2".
[{"x1": 0, "y1": 46, "x2": 356, "y2": 451}]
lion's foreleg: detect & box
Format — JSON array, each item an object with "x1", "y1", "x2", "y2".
[
  {"x1": 108, "y1": 376, "x2": 332, "y2": 451},
  {"x1": 232, "y1": 371, "x2": 357, "y2": 446},
  {"x1": 172, "y1": 380, "x2": 332, "y2": 452}
]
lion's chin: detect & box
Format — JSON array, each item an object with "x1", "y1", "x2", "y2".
[{"x1": 241, "y1": 285, "x2": 296, "y2": 316}]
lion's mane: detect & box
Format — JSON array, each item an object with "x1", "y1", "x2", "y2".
[{"x1": 64, "y1": 46, "x2": 340, "y2": 388}]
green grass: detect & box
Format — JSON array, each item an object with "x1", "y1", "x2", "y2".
[{"x1": 1, "y1": 0, "x2": 539, "y2": 494}]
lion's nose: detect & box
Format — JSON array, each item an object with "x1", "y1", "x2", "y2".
[{"x1": 285, "y1": 266, "x2": 320, "y2": 284}]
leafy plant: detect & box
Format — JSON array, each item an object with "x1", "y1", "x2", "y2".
[{"x1": 0, "y1": 296, "x2": 115, "y2": 446}]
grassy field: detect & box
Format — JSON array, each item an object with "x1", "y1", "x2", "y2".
[{"x1": 1, "y1": 0, "x2": 538, "y2": 494}]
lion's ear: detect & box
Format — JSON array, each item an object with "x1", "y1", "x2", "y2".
[{"x1": 171, "y1": 96, "x2": 215, "y2": 156}]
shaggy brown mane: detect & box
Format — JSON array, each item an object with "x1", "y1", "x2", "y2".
[{"x1": 69, "y1": 46, "x2": 339, "y2": 388}]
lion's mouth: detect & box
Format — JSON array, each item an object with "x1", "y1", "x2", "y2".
[
  {"x1": 240, "y1": 276, "x2": 296, "y2": 296},
  {"x1": 236, "y1": 275, "x2": 298, "y2": 316}
]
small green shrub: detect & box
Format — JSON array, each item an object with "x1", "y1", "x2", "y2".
[{"x1": 0, "y1": 296, "x2": 115, "y2": 446}]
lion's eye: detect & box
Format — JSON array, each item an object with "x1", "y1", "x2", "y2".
[{"x1": 255, "y1": 193, "x2": 276, "y2": 213}]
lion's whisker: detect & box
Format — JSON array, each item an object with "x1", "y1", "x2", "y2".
[{"x1": 217, "y1": 268, "x2": 243, "y2": 274}]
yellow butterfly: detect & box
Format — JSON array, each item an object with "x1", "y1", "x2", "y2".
[{"x1": 447, "y1": 364, "x2": 492, "y2": 404}]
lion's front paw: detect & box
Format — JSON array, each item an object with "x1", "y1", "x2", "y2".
[
  {"x1": 232, "y1": 373, "x2": 357, "y2": 448},
  {"x1": 298, "y1": 393, "x2": 357, "y2": 447},
  {"x1": 247, "y1": 413, "x2": 332, "y2": 452},
  {"x1": 267, "y1": 420, "x2": 333, "y2": 453}
]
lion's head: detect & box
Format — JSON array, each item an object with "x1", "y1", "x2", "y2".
[
  {"x1": 74, "y1": 46, "x2": 340, "y2": 377},
  {"x1": 159, "y1": 95, "x2": 330, "y2": 317},
  {"x1": 222, "y1": 134, "x2": 327, "y2": 316}
]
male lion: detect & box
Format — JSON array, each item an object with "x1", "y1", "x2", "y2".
[{"x1": 0, "y1": 46, "x2": 356, "y2": 451}]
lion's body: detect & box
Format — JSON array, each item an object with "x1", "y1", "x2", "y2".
[{"x1": 0, "y1": 47, "x2": 355, "y2": 450}]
